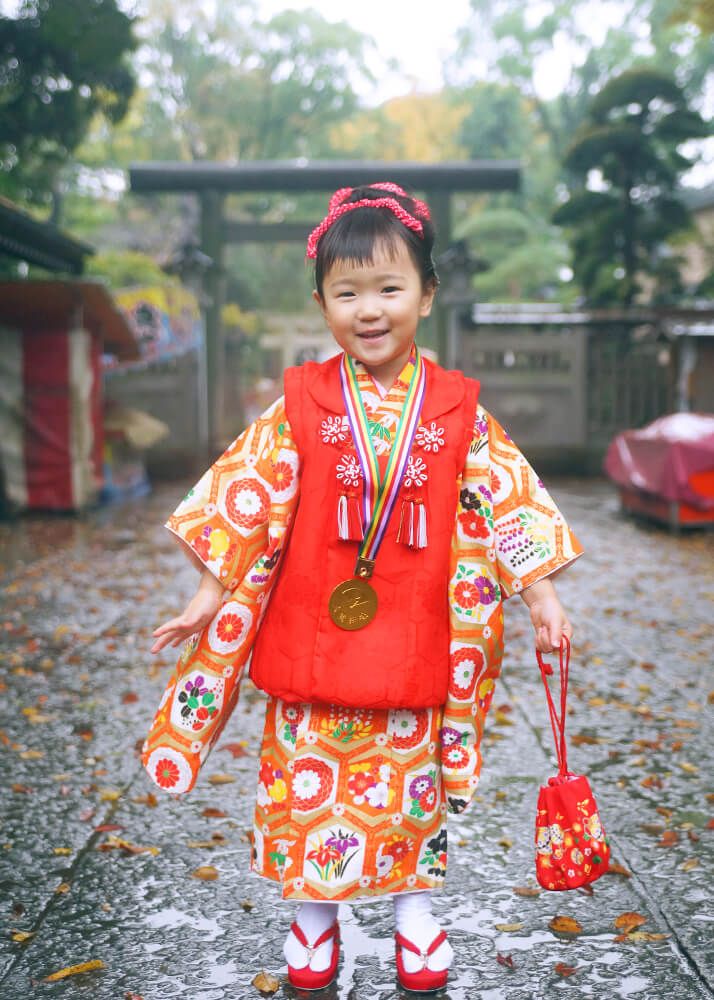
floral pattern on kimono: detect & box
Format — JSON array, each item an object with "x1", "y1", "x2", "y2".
[{"x1": 163, "y1": 357, "x2": 583, "y2": 900}]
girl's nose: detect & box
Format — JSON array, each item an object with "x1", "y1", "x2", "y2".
[{"x1": 356, "y1": 296, "x2": 382, "y2": 320}]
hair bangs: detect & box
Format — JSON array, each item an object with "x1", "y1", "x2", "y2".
[{"x1": 315, "y1": 209, "x2": 406, "y2": 287}]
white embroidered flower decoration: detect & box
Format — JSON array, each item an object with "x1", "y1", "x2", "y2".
[
  {"x1": 415, "y1": 421, "x2": 445, "y2": 453},
  {"x1": 320, "y1": 415, "x2": 348, "y2": 445},
  {"x1": 336, "y1": 453, "x2": 362, "y2": 487},
  {"x1": 403, "y1": 455, "x2": 428, "y2": 488}
]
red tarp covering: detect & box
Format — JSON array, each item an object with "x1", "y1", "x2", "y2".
[{"x1": 604, "y1": 413, "x2": 714, "y2": 511}]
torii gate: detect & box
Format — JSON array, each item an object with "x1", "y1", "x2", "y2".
[{"x1": 130, "y1": 160, "x2": 520, "y2": 449}]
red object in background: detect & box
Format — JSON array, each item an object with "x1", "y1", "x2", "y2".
[
  {"x1": 0, "y1": 327, "x2": 103, "y2": 510},
  {"x1": 605, "y1": 413, "x2": 714, "y2": 516}
]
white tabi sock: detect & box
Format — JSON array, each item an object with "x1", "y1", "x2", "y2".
[
  {"x1": 283, "y1": 901, "x2": 339, "y2": 973},
  {"x1": 393, "y1": 891, "x2": 453, "y2": 974}
]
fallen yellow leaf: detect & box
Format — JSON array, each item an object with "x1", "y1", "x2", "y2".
[
  {"x1": 53, "y1": 848, "x2": 72, "y2": 856},
  {"x1": 679, "y1": 858, "x2": 699, "y2": 872},
  {"x1": 498, "y1": 837, "x2": 513, "y2": 849},
  {"x1": 192, "y1": 865, "x2": 219, "y2": 881},
  {"x1": 44, "y1": 959, "x2": 105, "y2": 981},
  {"x1": 571, "y1": 733, "x2": 606, "y2": 746},
  {"x1": 549, "y1": 915, "x2": 583, "y2": 934},
  {"x1": 679, "y1": 762, "x2": 699, "y2": 774},
  {"x1": 97, "y1": 836, "x2": 160, "y2": 856},
  {"x1": 252, "y1": 970, "x2": 280, "y2": 994},
  {"x1": 208, "y1": 773, "x2": 235, "y2": 785},
  {"x1": 615, "y1": 931, "x2": 668, "y2": 943},
  {"x1": 604, "y1": 863, "x2": 632, "y2": 878},
  {"x1": 614, "y1": 912, "x2": 647, "y2": 933},
  {"x1": 55, "y1": 882, "x2": 71, "y2": 894},
  {"x1": 512, "y1": 886, "x2": 541, "y2": 897},
  {"x1": 494, "y1": 922, "x2": 524, "y2": 932},
  {"x1": 19, "y1": 750, "x2": 44, "y2": 760},
  {"x1": 11, "y1": 930, "x2": 35, "y2": 943},
  {"x1": 132, "y1": 793, "x2": 158, "y2": 807},
  {"x1": 99, "y1": 789, "x2": 122, "y2": 802}
]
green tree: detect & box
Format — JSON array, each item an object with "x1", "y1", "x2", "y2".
[
  {"x1": 553, "y1": 68, "x2": 710, "y2": 305},
  {"x1": 134, "y1": 1, "x2": 373, "y2": 162},
  {"x1": 0, "y1": 0, "x2": 136, "y2": 208},
  {"x1": 453, "y1": 0, "x2": 712, "y2": 160},
  {"x1": 453, "y1": 81, "x2": 572, "y2": 300}
]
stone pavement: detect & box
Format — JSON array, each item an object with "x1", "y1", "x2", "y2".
[{"x1": 0, "y1": 479, "x2": 712, "y2": 1000}]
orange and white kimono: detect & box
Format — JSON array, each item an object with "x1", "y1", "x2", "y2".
[{"x1": 163, "y1": 356, "x2": 582, "y2": 902}]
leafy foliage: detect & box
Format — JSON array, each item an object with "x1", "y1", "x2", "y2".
[
  {"x1": 85, "y1": 250, "x2": 173, "y2": 290},
  {"x1": 134, "y1": 1, "x2": 374, "y2": 161},
  {"x1": 554, "y1": 68, "x2": 709, "y2": 305},
  {"x1": 0, "y1": 0, "x2": 136, "y2": 206}
]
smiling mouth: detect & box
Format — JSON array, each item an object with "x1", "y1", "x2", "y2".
[{"x1": 357, "y1": 330, "x2": 388, "y2": 340}]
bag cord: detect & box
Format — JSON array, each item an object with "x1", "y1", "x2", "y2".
[{"x1": 536, "y1": 636, "x2": 571, "y2": 778}]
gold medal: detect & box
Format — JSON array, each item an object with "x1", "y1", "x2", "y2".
[{"x1": 329, "y1": 577, "x2": 378, "y2": 631}]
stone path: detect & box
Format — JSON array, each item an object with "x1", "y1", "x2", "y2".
[{"x1": 0, "y1": 479, "x2": 712, "y2": 999}]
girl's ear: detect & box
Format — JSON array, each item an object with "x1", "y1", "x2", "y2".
[
  {"x1": 312, "y1": 289, "x2": 326, "y2": 315},
  {"x1": 419, "y1": 280, "x2": 437, "y2": 318}
]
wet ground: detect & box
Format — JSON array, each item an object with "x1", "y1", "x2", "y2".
[{"x1": 0, "y1": 478, "x2": 712, "y2": 1000}]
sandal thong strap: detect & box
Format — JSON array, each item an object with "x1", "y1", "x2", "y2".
[
  {"x1": 395, "y1": 929, "x2": 447, "y2": 967},
  {"x1": 290, "y1": 920, "x2": 338, "y2": 965}
]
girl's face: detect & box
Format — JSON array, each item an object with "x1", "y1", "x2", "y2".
[{"x1": 314, "y1": 239, "x2": 436, "y2": 389}]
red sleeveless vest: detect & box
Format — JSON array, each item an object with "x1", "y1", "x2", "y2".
[{"x1": 249, "y1": 354, "x2": 479, "y2": 709}]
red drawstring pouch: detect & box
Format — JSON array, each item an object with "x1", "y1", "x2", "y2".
[{"x1": 534, "y1": 637, "x2": 610, "y2": 890}]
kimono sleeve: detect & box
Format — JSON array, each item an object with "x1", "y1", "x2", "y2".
[
  {"x1": 487, "y1": 410, "x2": 583, "y2": 598},
  {"x1": 165, "y1": 396, "x2": 300, "y2": 592},
  {"x1": 440, "y1": 405, "x2": 583, "y2": 815}
]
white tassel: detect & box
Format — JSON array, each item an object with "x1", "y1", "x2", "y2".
[
  {"x1": 337, "y1": 494, "x2": 349, "y2": 540},
  {"x1": 417, "y1": 501, "x2": 427, "y2": 549}
]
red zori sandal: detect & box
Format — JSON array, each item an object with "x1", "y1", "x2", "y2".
[
  {"x1": 286, "y1": 920, "x2": 340, "y2": 990},
  {"x1": 394, "y1": 929, "x2": 450, "y2": 992}
]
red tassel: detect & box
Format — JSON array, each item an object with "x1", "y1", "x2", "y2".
[
  {"x1": 396, "y1": 497, "x2": 427, "y2": 550},
  {"x1": 346, "y1": 494, "x2": 363, "y2": 541},
  {"x1": 338, "y1": 492, "x2": 363, "y2": 541},
  {"x1": 396, "y1": 498, "x2": 410, "y2": 545}
]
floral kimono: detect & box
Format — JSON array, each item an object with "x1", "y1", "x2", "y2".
[{"x1": 162, "y1": 356, "x2": 582, "y2": 901}]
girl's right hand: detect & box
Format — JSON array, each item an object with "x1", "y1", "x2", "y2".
[{"x1": 150, "y1": 570, "x2": 225, "y2": 654}]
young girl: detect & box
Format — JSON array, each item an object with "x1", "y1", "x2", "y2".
[{"x1": 144, "y1": 183, "x2": 582, "y2": 992}]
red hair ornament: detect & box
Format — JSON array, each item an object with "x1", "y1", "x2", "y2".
[{"x1": 306, "y1": 183, "x2": 431, "y2": 260}]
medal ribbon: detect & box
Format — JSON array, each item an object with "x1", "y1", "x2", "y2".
[{"x1": 340, "y1": 347, "x2": 426, "y2": 568}]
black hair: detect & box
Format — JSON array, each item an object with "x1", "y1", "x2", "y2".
[{"x1": 313, "y1": 185, "x2": 439, "y2": 297}]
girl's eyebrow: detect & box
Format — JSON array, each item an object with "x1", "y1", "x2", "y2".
[{"x1": 328, "y1": 271, "x2": 406, "y2": 287}]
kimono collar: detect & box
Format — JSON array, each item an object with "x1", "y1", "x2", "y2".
[{"x1": 305, "y1": 351, "x2": 466, "y2": 421}]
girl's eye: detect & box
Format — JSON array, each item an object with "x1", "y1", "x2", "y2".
[
  {"x1": 337, "y1": 291, "x2": 355, "y2": 299},
  {"x1": 382, "y1": 286, "x2": 400, "y2": 293}
]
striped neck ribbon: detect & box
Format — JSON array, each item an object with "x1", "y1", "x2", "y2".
[{"x1": 339, "y1": 347, "x2": 426, "y2": 575}]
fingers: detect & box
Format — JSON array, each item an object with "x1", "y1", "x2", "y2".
[
  {"x1": 536, "y1": 624, "x2": 552, "y2": 654},
  {"x1": 150, "y1": 625, "x2": 189, "y2": 654},
  {"x1": 152, "y1": 617, "x2": 186, "y2": 638}
]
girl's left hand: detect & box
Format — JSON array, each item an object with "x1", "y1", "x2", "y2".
[{"x1": 520, "y1": 577, "x2": 573, "y2": 653}]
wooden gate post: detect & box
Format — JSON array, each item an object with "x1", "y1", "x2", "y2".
[
  {"x1": 200, "y1": 190, "x2": 226, "y2": 452},
  {"x1": 427, "y1": 189, "x2": 452, "y2": 364}
]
